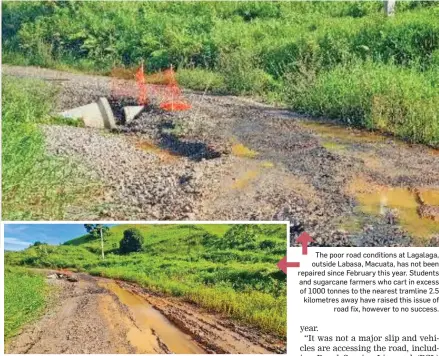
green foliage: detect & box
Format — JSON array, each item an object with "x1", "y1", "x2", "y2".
[
  {"x1": 221, "y1": 224, "x2": 261, "y2": 249},
  {"x1": 5, "y1": 224, "x2": 287, "y2": 337},
  {"x1": 2, "y1": 76, "x2": 98, "y2": 220},
  {"x1": 4, "y1": 267, "x2": 49, "y2": 340},
  {"x1": 3, "y1": 2, "x2": 439, "y2": 146},
  {"x1": 84, "y1": 224, "x2": 109, "y2": 239},
  {"x1": 119, "y1": 228, "x2": 144, "y2": 254},
  {"x1": 6, "y1": 245, "x2": 99, "y2": 269},
  {"x1": 176, "y1": 68, "x2": 226, "y2": 93},
  {"x1": 285, "y1": 61, "x2": 439, "y2": 146}
]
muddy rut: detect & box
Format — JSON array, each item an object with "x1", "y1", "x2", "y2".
[{"x1": 5, "y1": 271, "x2": 284, "y2": 354}]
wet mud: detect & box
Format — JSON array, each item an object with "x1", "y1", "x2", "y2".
[{"x1": 5, "y1": 271, "x2": 284, "y2": 354}]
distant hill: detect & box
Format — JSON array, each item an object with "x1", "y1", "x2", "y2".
[{"x1": 63, "y1": 224, "x2": 231, "y2": 250}]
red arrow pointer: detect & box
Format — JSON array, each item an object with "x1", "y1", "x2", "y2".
[
  {"x1": 277, "y1": 256, "x2": 300, "y2": 274},
  {"x1": 296, "y1": 232, "x2": 314, "y2": 255}
]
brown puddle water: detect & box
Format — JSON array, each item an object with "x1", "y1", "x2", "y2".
[
  {"x1": 300, "y1": 121, "x2": 386, "y2": 144},
  {"x1": 347, "y1": 178, "x2": 439, "y2": 243},
  {"x1": 100, "y1": 281, "x2": 205, "y2": 354},
  {"x1": 420, "y1": 189, "x2": 439, "y2": 206},
  {"x1": 134, "y1": 140, "x2": 178, "y2": 163},
  {"x1": 301, "y1": 121, "x2": 439, "y2": 156}
]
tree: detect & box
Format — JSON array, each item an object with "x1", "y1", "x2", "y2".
[
  {"x1": 84, "y1": 224, "x2": 109, "y2": 260},
  {"x1": 119, "y1": 228, "x2": 144, "y2": 254},
  {"x1": 33, "y1": 241, "x2": 47, "y2": 246}
]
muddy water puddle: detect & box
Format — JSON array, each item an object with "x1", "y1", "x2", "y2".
[
  {"x1": 300, "y1": 121, "x2": 439, "y2": 156},
  {"x1": 100, "y1": 281, "x2": 205, "y2": 354},
  {"x1": 300, "y1": 121, "x2": 386, "y2": 144},
  {"x1": 347, "y1": 178, "x2": 439, "y2": 242},
  {"x1": 420, "y1": 189, "x2": 439, "y2": 206},
  {"x1": 134, "y1": 139, "x2": 178, "y2": 163}
]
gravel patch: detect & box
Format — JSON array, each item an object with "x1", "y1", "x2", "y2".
[{"x1": 42, "y1": 125, "x2": 225, "y2": 220}]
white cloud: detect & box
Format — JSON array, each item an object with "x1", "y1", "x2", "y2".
[{"x1": 4, "y1": 237, "x2": 32, "y2": 251}]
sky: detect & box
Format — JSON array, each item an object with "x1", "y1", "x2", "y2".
[{"x1": 3, "y1": 224, "x2": 114, "y2": 251}]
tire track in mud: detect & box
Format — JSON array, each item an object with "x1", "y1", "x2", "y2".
[{"x1": 5, "y1": 271, "x2": 285, "y2": 354}]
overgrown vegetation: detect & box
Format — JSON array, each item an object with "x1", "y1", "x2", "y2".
[
  {"x1": 4, "y1": 267, "x2": 49, "y2": 341},
  {"x1": 2, "y1": 76, "x2": 99, "y2": 220},
  {"x1": 5, "y1": 224, "x2": 287, "y2": 337},
  {"x1": 3, "y1": 1, "x2": 439, "y2": 146}
]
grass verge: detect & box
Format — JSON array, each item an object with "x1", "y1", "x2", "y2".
[
  {"x1": 2, "y1": 76, "x2": 99, "y2": 220},
  {"x1": 4, "y1": 267, "x2": 49, "y2": 341},
  {"x1": 285, "y1": 61, "x2": 439, "y2": 147}
]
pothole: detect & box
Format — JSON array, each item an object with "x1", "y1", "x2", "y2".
[
  {"x1": 107, "y1": 96, "x2": 140, "y2": 124},
  {"x1": 159, "y1": 133, "x2": 222, "y2": 162}
]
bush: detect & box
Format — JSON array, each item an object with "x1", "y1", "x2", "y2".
[
  {"x1": 119, "y1": 228, "x2": 144, "y2": 254},
  {"x1": 259, "y1": 240, "x2": 276, "y2": 249},
  {"x1": 219, "y1": 51, "x2": 276, "y2": 95},
  {"x1": 222, "y1": 225, "x2": 261, "y2": 248}
]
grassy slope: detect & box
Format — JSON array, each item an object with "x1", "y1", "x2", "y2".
[
  {"x1": 2, "y1": 76, "x2": 98, "y2": 220},
  {"x1": 5, "y1": 224, "x2": 287, "y2": 337},
  {"x1": 4, "y1": 267, "x2": 49, "y2": 341},
  {"x1": 2, "y1": 2, "x2": 439, "y2": 146}
]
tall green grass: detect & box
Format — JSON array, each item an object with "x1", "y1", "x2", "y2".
[
  {"x1": 2, "y1": 76, "x2": 98, "y2": 220},
  {"x1": 284, "y1": 61, "x2": 439, "y2": 146},
  {"x1": 4, "y1": 267, "x2": 49, "y2": 340},
  {"x1": 5, "y1": 224, "x2": 287, "y2": 337},
  {"x1": 3, "y1": 1, "x2": 439, "y2": 146}
]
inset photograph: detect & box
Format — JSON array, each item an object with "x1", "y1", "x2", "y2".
[{"x1": 4, "y1": 223, "x2": 287, "y2": 354}]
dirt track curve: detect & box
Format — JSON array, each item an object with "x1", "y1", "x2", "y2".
[
  {"x1": 3, "y1": 65, "x2": 439, "y2": 247},
  {"x1": 5, "y1": 271, "x2": 285, "y2": 354}
]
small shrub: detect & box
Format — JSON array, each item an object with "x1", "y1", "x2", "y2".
[
  {"x1": 222, "y1": 225, "x2": 261, "y2": 248},
  {"x1": 119, "y1": 228, "x2": 144, "y2": 254},
  {"x1": 259, "y1": 240, "x2": 276, "y2": 249}
]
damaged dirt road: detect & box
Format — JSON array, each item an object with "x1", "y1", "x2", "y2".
[
  {"x1": 3, "y1": 65, "x2": 439, "y2": 246},
  {"x1": 6, "y1": 271, "x2": 284, "y2": 354}
]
